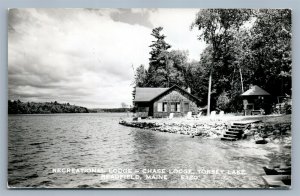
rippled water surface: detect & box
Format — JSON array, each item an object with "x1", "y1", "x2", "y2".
[{"x1": 8, "y1": 113, "x2": 283, "y2": 188}]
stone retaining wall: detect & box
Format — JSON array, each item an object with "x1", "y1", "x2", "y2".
[
  {"x1": 244, "y1": 122, "x2": 291, "y2": 144},
  {"x1": 119, "y1": 120, "x2": 228, "y2": 138}
]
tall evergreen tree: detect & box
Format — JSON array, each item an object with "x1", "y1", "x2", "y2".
[{"x1": 145, "y1": 27, "x2": 171, "y2": 87}]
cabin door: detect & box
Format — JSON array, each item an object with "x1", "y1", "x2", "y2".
[{"x1": 149, "y1": 104, "x2": 153, "y2": 117}]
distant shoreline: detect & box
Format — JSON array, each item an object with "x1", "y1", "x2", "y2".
[
  {"x1": 88, "y1": 108, "x2": 132, "y2": 113},
  {"x1": 8, "y1": 100, "x2": 133, "y2": 114},
  {"x1": 8, "y1": 100, "x2": 89, "y2": 114},
  {"x1": 8, "y1": 112, "x2": 133, "y2": 115}
]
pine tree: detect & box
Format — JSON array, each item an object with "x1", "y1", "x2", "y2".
[{"x1": 145, "y1": 27, "x2": 171, "y2": 87}]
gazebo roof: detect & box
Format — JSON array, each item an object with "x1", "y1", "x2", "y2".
[{"x1": 241, "y1": 85, "x2": 271, "y2": 96}]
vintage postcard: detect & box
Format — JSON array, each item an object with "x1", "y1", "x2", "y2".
[{"x1": 8, "y1": 8, "x2": 291, "y2": 189}]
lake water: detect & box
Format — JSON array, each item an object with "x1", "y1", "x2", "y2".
[{"x1": 8, "y1": 113, "x2": 284, "y2": 188}]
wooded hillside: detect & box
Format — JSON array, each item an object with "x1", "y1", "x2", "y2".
[
  {"x1": 133, "y1": 9, "x2": 291, "y2": 113},
  {"x1": 8, "y1": 100, "x2": 89, "y2": 114}
]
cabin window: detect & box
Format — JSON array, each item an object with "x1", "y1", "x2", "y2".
[
  {"x1": 171, "y1": 103, "x2": 175, "y2": 112},
  {"x1": 183, "y1": 102, "x2": 189, "y2": 112},
  {"x1": 171, "y1": 102, "x2": 180, "y2": 112},
  {"x1": 157, "y1": 103, "x2": 162, "y2": 112},
  {"x1": 163, "y1": 102, "x2": 168, "y2": 112}
]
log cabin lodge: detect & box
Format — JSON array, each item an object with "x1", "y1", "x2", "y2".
[{"x1": 133, "y1": 85, "x2": 201, "y2": 118}]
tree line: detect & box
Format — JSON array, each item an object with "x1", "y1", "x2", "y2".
[
  {"x1": 133, "y1": 9, "x2": 291, "y2": 113},
  {"x1": 89, "y1": 108, "x2": 132, "y2": 113},
  {"x1": 8, "y1": 100, "x2": 89, "y2": 114}
]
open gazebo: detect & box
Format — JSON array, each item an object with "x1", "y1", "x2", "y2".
[{"x1": 241, "y1": 85, "x2": 271, "y2": 115}]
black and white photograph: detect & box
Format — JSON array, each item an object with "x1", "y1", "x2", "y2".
[{"x1": 8, "y1": 8, "x2": 292, "y2": 189}]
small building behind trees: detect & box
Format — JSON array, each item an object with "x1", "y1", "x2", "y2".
[
  {"x1": 134, "y1": 85, "x2": 201, "y2": 118},
  {"x1": 241, "y1": 85, "x2": 271, "y2": 115}
]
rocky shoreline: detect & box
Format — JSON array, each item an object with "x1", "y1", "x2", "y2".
[
  {"x1": 246, "y1": 121, "x2": 292, "y2": 146},
  {"x1": 119, "y1": 120, "x2": 228, "y2": 138},
  {"x1": 119, "y1": 118, "x2": 291, "y2": 144}
]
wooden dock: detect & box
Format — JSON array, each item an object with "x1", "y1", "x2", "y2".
[{"x1": 262, "y1": 175, "x2": 291, "y2": 188}]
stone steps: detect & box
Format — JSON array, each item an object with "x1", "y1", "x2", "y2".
[
  {"x1": 220, "y1": 122, "x2": 249, "y2": 141},
  {"x1": 231, "y1": 124, "x2": 245, "y2": 127},
  {"x1": 223, "y1": 133, "x2": 238, "y2": 138},
  {"x1": 226, "y1": 130, "x2": 241, "y2": 134},
  {"x1": 228, "y1": 128, "x2": 243, "y2": 131}
]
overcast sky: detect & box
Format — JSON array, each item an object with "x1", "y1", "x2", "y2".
[{"x1": 8, "y1": 8, "x2": 206, "y2": 108}]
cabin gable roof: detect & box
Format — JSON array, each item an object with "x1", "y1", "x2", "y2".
[
  {"x1": 134, "y1": 85, "x2": 201, "y2": 104},
  {"x1": 134, "y1": 87, "x2": 168, "y2": 102}
]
